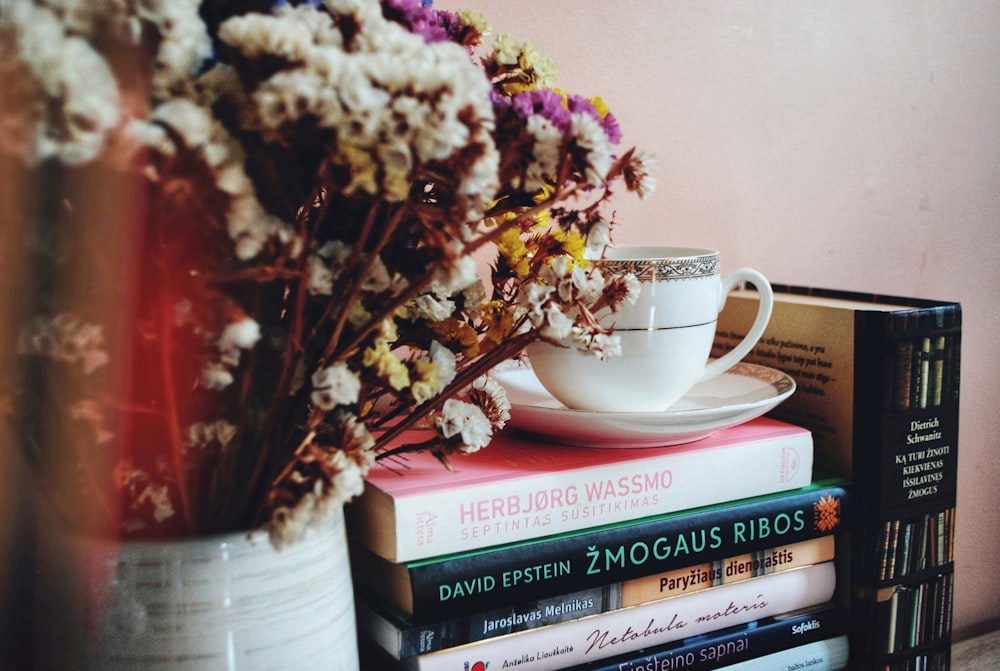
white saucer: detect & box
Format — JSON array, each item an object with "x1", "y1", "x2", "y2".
[{"x1": 491, "y1": 361, "x2": 795, "y2": 448}]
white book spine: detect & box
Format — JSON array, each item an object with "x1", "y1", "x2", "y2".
[
  {"x1": 393, "y1": 433, "x2": 812, "y2": 560},
  {"x1": 407, "y1": 562, "x2": 836, "y2": 671},
  {"x1": 715, "y1": 635, "x2": 849, "y2": 671}
]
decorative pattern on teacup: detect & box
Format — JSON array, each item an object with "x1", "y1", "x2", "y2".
[
  {"x1": 597, "y1": 254, "x2": 719, "y2": 282},
  {"x1": 730, "y1": 361, "x2": 796, "y2": 394}
]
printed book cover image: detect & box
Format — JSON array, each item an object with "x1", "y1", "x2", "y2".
[
  {"x1": 348, "y1": 417, "x2": 813, "y2": 561},
  {"x1": 714, "y1": 285, "x2": 960, "y2": 671}
]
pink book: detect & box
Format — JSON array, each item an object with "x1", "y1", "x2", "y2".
[{"x1": 348, "y1": 417, "x2": 813, "y2": 562}]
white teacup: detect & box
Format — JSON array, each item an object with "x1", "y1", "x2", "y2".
[{"x1": 525, "y1": 245, "x2": 773, "y2": 413}]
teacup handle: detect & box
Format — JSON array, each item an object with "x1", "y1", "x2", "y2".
[{"x1": 699, "y1": 268, "x2": 773, "y2": 383}]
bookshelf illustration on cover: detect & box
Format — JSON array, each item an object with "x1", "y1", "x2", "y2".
[{"x1": 713, "y1": 285, "x2": 960, "y2": 671}]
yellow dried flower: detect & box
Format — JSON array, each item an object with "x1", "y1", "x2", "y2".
[
  {"x1": 497, "y1": 227, "x2": 531, "y2": 277},
  {"x1": 410, "y1": 359, "x2": 441, "y2": 405},
  {"x1": 363, "y1": 337, "x2": 410, "y2": 391},
  {"x1": 551, "y1": 226, "x2": 588, "y2": 267},
  {"x1": 457, "y1": 9, "x2": 489, "y2": 36},
  {"x1": 590, "y1": 96, "x2": 610, "y2": 118},
  {"x1": 430, "y1": 318, "x2": 481, "y2": 357},
  {"x1": 337, "y1": 145, "x2": 379, "y2": 196},
  {"x1": 519, "y1": 42, "x2": 558, "y2": 89},
  {"x1": 482, "y1": 300, "x2": 516, "y2": 345}
]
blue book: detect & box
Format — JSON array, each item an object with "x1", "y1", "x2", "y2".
[{"x1": 561, "y1": 602, "x2": 847, "y2": 671}]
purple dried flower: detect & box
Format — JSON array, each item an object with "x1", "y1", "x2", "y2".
[
  {"x1": 381, "y1": 0, "x2": 456, "y2": 43},
  {"x1": 567, "y1": 95, "x2": 622, "y2": 144},
  {"x1": 511, "y1": 89, "x2": 572, "y2": 132},
  {"x1": 600, "y1": 111, "x2": 623, "y2": 145}
]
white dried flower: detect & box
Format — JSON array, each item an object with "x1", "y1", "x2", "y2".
[
  {"x1": 15, "y1": 313, "x2": 109, "y2": 374},
  {"x1": 334, "y1": 410, "x2": 377, "y2": 458},
  {"x1": 520, "y1": 283, "x2": 555, "y2": 314},
  {"x1": 574, "y1": 267, "x2": 606, "y2": 307},
  {"x1": 457, "y1": 137, "x2": 501, "y2": 220},
  {"x1": 462, "y1": 279, "x2": 487, "y2": 319},
  {"x1": 217, "y1": 11, "x2": 316, "y2": 63},
  {"x1": 586, "y1": 219, "x2": 611, "y2": 255},
  {"x1": 622, "y1": 273, "x2": 642, "y2": 304},
  {"x1": 135, "y1": 482, "x2": 176, "y2": 524},
  {"x1": 429, "y1": 341, "x2": 457, "y2": 390},
  {"x1": 405, "y1": 293, "x2": 456, "y2": 322},
  {"x1": 572, "y1": 111, "x2": 614, "y2": 187},
  {"x1": 436, "y1": 398, "x2": 492, "y2": 454},
  {"x1": 492, "y1": 33, "x2": 522, "y2": 66},
  {"x1": 267, "y1": 497, "x2": 315, "y2": 550},
  {"x1": 200, "y1": 362, "x2": 234, "y2": 390},
  {"x1": 572, "y1": 328, "x2": 622, "y2": 360},
  {"x1": 3, "y1": 2, "x2": 121, "y2": 165},
  {"x1": 219, "y1": 318, "x2": 262, "y2": 352},
  {"x1": 524, "y1": 115, "x2": 562, "y2": 192},
  {"x1": 624, "y1": 150, "x2": 658, "y2": 200},
  {"x1": 144, "y1": 0, "x2": 213, "y2": 96},
  {"x1": 536, "y1": 257, "x2": 604, "y2": 308},
  {"x1": 434, "y1": 254, "x2": 478, "y2": 294},
  {"x1": 470, "y1": 375, "x2": 511, "y2": 430},
  {"x1": 307, "y1": 253, "x2": 335, "y2": 295},
  {"x1": 329, "y1": 449, "x2": 366, "y2": 504},
  {"x1": 539, "y1": 303, "x2": 573, "y2": 340},
  {"x1": 310, "y1": 363, "x2": 361, "y2": 410},
  {"x1": 186, "y1": 420, "x2": 238, "y2": 452}
]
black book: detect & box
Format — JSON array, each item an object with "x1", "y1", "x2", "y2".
[{"x1": 715, "y1": 285, "x2": 960, "y2": 671}]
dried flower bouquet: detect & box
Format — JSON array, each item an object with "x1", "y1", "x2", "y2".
[{"x1": 0, "y1": 0, "x2": 654, "y2": 546}]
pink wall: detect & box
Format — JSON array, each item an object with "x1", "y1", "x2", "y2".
[{"x1": 442, "y1": 0, "x2": 1000, "y2": 638}]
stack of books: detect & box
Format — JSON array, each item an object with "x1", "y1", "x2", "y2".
[
  {"x1": 347, "y1": 416, "x2": 851, "y2": 671},
  {"x1": 345, "y1": 284, "x2": 961, "y2": 671}
]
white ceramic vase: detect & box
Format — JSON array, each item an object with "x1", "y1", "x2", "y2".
[{"x1": 34, "y1": 510, "x2": 359, "y2": 671}]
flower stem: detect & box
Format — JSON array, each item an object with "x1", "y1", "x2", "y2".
[
  {"x1": 373, "y1": 333, "x2": 534, "y2": 454},
  {"x1": 153, "y1": 242, "x2": 194, "y2": 534}
]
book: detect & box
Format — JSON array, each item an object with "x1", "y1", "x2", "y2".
[
  {"x1": 713, "y1": 285, "x2": 960, "y2": 671},
  {"x1": 709, "y1": 636, "x2": 849, "y2": 671},
  {"x1": 348, "y1": 417, "x2": 814, "y2": 562},
  {"x1": 359, "y1": 536, "x2": 836, "y2": 658},
  {"x1": 362, "y1": 602, "x2": 847, "y2": 671},
  {"x1": 353, "y1": 479, "x2": 847, "y2": 622},
  {"x1": 621, "y1": 535, "x2": 835, "y2": 604},
  {"x1": 562, "y1": 602, "x2": 847, "y2": 671},
  {"x1": 359, "y1": 561, "x2": 837, "y2": 671}
]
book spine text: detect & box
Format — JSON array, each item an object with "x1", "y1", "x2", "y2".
[
  {"x1": 389, "y1": 433, "x2": 813, "y2": 560},
  {"x1": 363, "y1": 537, "x2": 835, "y2": 658},
  {"x1": 558, "y1": 604, "x2": 846, "y2": 671},
  {"x1": 409, "y1": 562, "x2": 836, "y2": 671},
  {"x1": 365, "y1": 483, "x2": 847, "y2": 622}
]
